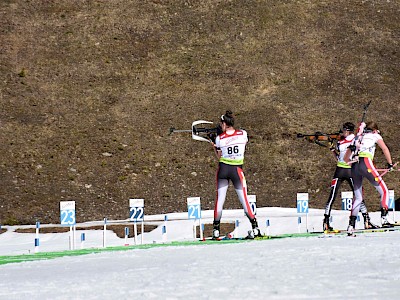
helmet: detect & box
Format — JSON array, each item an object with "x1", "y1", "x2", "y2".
[{"x1": 342, "y1": 122, "x2": 355, "y2": 132}]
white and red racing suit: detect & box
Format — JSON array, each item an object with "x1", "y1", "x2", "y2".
[
  {"x1": 350, "y1": 132, "x2": 389, "y2": 217},
  {"x1": 213, "y1": 129, "x2": 255, "y2": 223}
]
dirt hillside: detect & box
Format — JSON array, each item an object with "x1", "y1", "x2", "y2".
[{"x1": 1, "y1": 0, "x2": 399, "y2": 225}]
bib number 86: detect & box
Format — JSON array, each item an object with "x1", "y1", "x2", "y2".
[{"x1": 227, "y1": 146, "x2": 239, "y2": 154}]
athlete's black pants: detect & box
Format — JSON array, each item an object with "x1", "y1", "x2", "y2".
[{"x1": 324, "y1": 166, "x2": 368, "y2": 216}]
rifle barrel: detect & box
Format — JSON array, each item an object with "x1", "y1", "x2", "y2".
[
  {"x1": 297, "y1": 133, "x2": 340, "y2": 138},
  {"x1": 169, "y1": 128, "x2": 192, "y2": 135}
]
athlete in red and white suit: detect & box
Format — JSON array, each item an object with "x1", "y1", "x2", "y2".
[
  {"x1": 344, "y1": 121, "x2": 394, "y2": 234},
  {"x1": 212, "y1": 111, "x2": 260, "y2": 239},
  {"x1": 323, "y1": 122, "x2": 374, "y2": 231}
]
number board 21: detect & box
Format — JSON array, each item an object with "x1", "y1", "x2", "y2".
[{"x1": 187, "y1": 197, "x2": 201, "y2": 219}]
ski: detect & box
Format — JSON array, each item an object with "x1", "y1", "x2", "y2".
[
  {"x1": 200, "y1": 225, "x2": 400, "y2": 242},
  {"x1": 323, "y1": 229, "x2": 341, "y2": 234}
]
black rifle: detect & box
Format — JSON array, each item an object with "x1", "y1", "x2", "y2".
[{"x1": 297, "y1": 131, "x2": 341, "y2": 147}]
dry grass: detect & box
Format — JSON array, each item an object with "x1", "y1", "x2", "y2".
[{"x1": 1, "y1": 0, "x2": 399, "y2": 225}]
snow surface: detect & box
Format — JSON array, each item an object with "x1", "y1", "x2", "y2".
[{"x1": 1, "y1": 207, "x2": 400, "y2": 299}]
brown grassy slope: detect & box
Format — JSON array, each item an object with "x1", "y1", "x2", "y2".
[{"x1": 0, "y1": 0, "x2": 399, "y2": 225}]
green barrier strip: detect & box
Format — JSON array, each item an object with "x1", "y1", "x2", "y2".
[
  {"x1": 0, "y1": 232, "x2": 320, "y2": 266},
  {"x1": 0, "y1": 239, "x2": 251, "y2": 265}
]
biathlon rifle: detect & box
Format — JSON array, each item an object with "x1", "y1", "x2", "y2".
[
  {"x1": 296, "y1": 131, "x2": 341, "y2": 148},
  {"x1": 348, "y1": 100, "x2": 372, "y2": 162},
  {"x1": 169, "y1": 120, "x2": 222, "y2": 143}
]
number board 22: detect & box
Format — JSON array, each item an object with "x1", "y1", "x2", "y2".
[{"x1": 129, "y1": 199, "x2": 144, "y2": 222}]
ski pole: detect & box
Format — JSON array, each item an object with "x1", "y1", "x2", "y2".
[
  {"x1": 350, "y1": 100, "x2": 372, "y2": 160},
  {"x1": 377, "y1": 162, "x2": 399, "y2": 177}
]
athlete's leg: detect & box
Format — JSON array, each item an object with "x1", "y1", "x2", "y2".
[
  {"x1": 363, "y1": 157, "x2": 389, "y2": 210},
  {"x1": 350, "y1": 163, "x2": 363, "y2": 217},
  {"x1": 230, "y1": 167, "x2": 259, "y2": 236},
  {"x1": 324, "y1": 176, "x2": 343, "y2": 216},
  {"x1": 346, "y1": 176, "x2": 368, "y2": 214},
  {"x1": 232, "y1": 167, "x2": 255, "y2": 220},
  {"x1": 214, "y1": 178, "x2": 229, "y2": 222},
  {"x1": 323, "y1": 169, "x2": 344, "y2": 230},
  {"x1": 362, "y1": 157, "x2": 392, "y2": 226}
]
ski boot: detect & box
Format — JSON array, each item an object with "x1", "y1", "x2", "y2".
[
  {"x1": 381, "y1": 208, "x2": 394, "y2": 228},
  {"x1": 247, "y1": 218, "x2": 262, "y2": 239},
  {"x1": 323, "y1": 214, "x2": 333, "y2": 232},
  {"x1": 362, "y1": 212, "x2": 379, "y2": 229},
  {"x1": 212, "y1": 221, "x2": 220, "y2": 239},
  {"x1": 347, "y1": 216, "x2": 357, "y2": 236}
]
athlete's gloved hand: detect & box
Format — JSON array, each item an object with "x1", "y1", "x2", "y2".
[
  {"x1": 329, "y1": 141, "x2": 335, "y2": 151},
  {"x1": 358, "y1": 122, "x2": 366, "y2": 134},
  {"x1": 208, "y1": 132, "x2": 217, "y2": 143},
  {"x1": 387, "y1": 163, "x2": 394, "y2": 172}
]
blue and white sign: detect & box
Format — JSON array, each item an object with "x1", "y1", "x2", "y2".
[
  {"x1": 248, "y1": 195, "x2": 257, "y2": 216},
  {"x1": 187, "y1": 197, "x2": 201, "y2": 219},
  {"x1": 296, "y1": 193, "x2": 309, "y2": 213},
  {"x1": 60, "y1": 201, "x2": 76, "y2": 226},
  {"x1": 129, "y1": 199, "x2": 144, "y2": 222},
  {"x1": 388, "y1": 190, "x2": 395, "y2": 210},
  {"x1": 341, "y1": 191, "x2": 353, "y2": 211}
]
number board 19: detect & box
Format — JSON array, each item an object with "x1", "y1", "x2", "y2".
[{"x1": 296, "y1": 193, "x2": 309, "y2": 214}]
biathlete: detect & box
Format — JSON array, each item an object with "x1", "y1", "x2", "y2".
[
  {"x1": 211, "y1": 110, "x2": 260, "y2": 239},
  {"x1": 323, "y1": 122, "x2": 377, "y2": 231},
  {"x1": 344, "y1": 121, "x2": 394, "y2": 235}
]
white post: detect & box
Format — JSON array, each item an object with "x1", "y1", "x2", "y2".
[
  {"x1": 187, "y1": 197, "x2": 201, "y2": 239},
  {"x1": 199, "y1": 218, "x2": 203, "y2": 240},
  {"x1": 162, "y1": 215, "x2": 168, "y2": 243},
  {"x1": 234, "y1": 219, "x2": 239, "y2": 238},
  {"x1": 103, "y1": 218, "x2": 107, "y2": 248},
  {"x1": 192, "y1": 219, "x2": 197, "y2": 239},
  {"x1": 266, "y1": 219, "x2": 270, "y2": 236},
  {"x1": 124, "y1": 227, "x2": 129, "y2": 246},
  {"x1": 297, "y1": 217, "x2": 301, "y2": 233},
  {"x1": 81, "y1": 232, "x2": 85, "y2": 249},
  {"x1": 69, "y1": 226, "x2": 73, "y2": 250},
  {"x1": 389, "y1": 190, "x2": 395, "y2": 222},
  {"x1": 34, "y1": 221, "x2": 40, "y2": 253},
  {"x1": 296, "y1": 193, "x2": 309, "y2": 233},
  {"x1": 134, "y1": 222, "x2": 138, "y2": 245},
  {"x1": 73, "y1": 225, "x2": 76, "y2": 250},
  {"x1": 141, "y1": 221, "x2": 144, "y2": 245},
  {"x1": 306, "y1": 213, "x2": 309, "y2": 233}
]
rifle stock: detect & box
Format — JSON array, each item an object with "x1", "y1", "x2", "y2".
[
  {"x1": 169, "y1": 120, "x2": 222, "y2": 143},
  {"x1": 297, "y1": 132, "x2": 341, "y2": 147}
]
